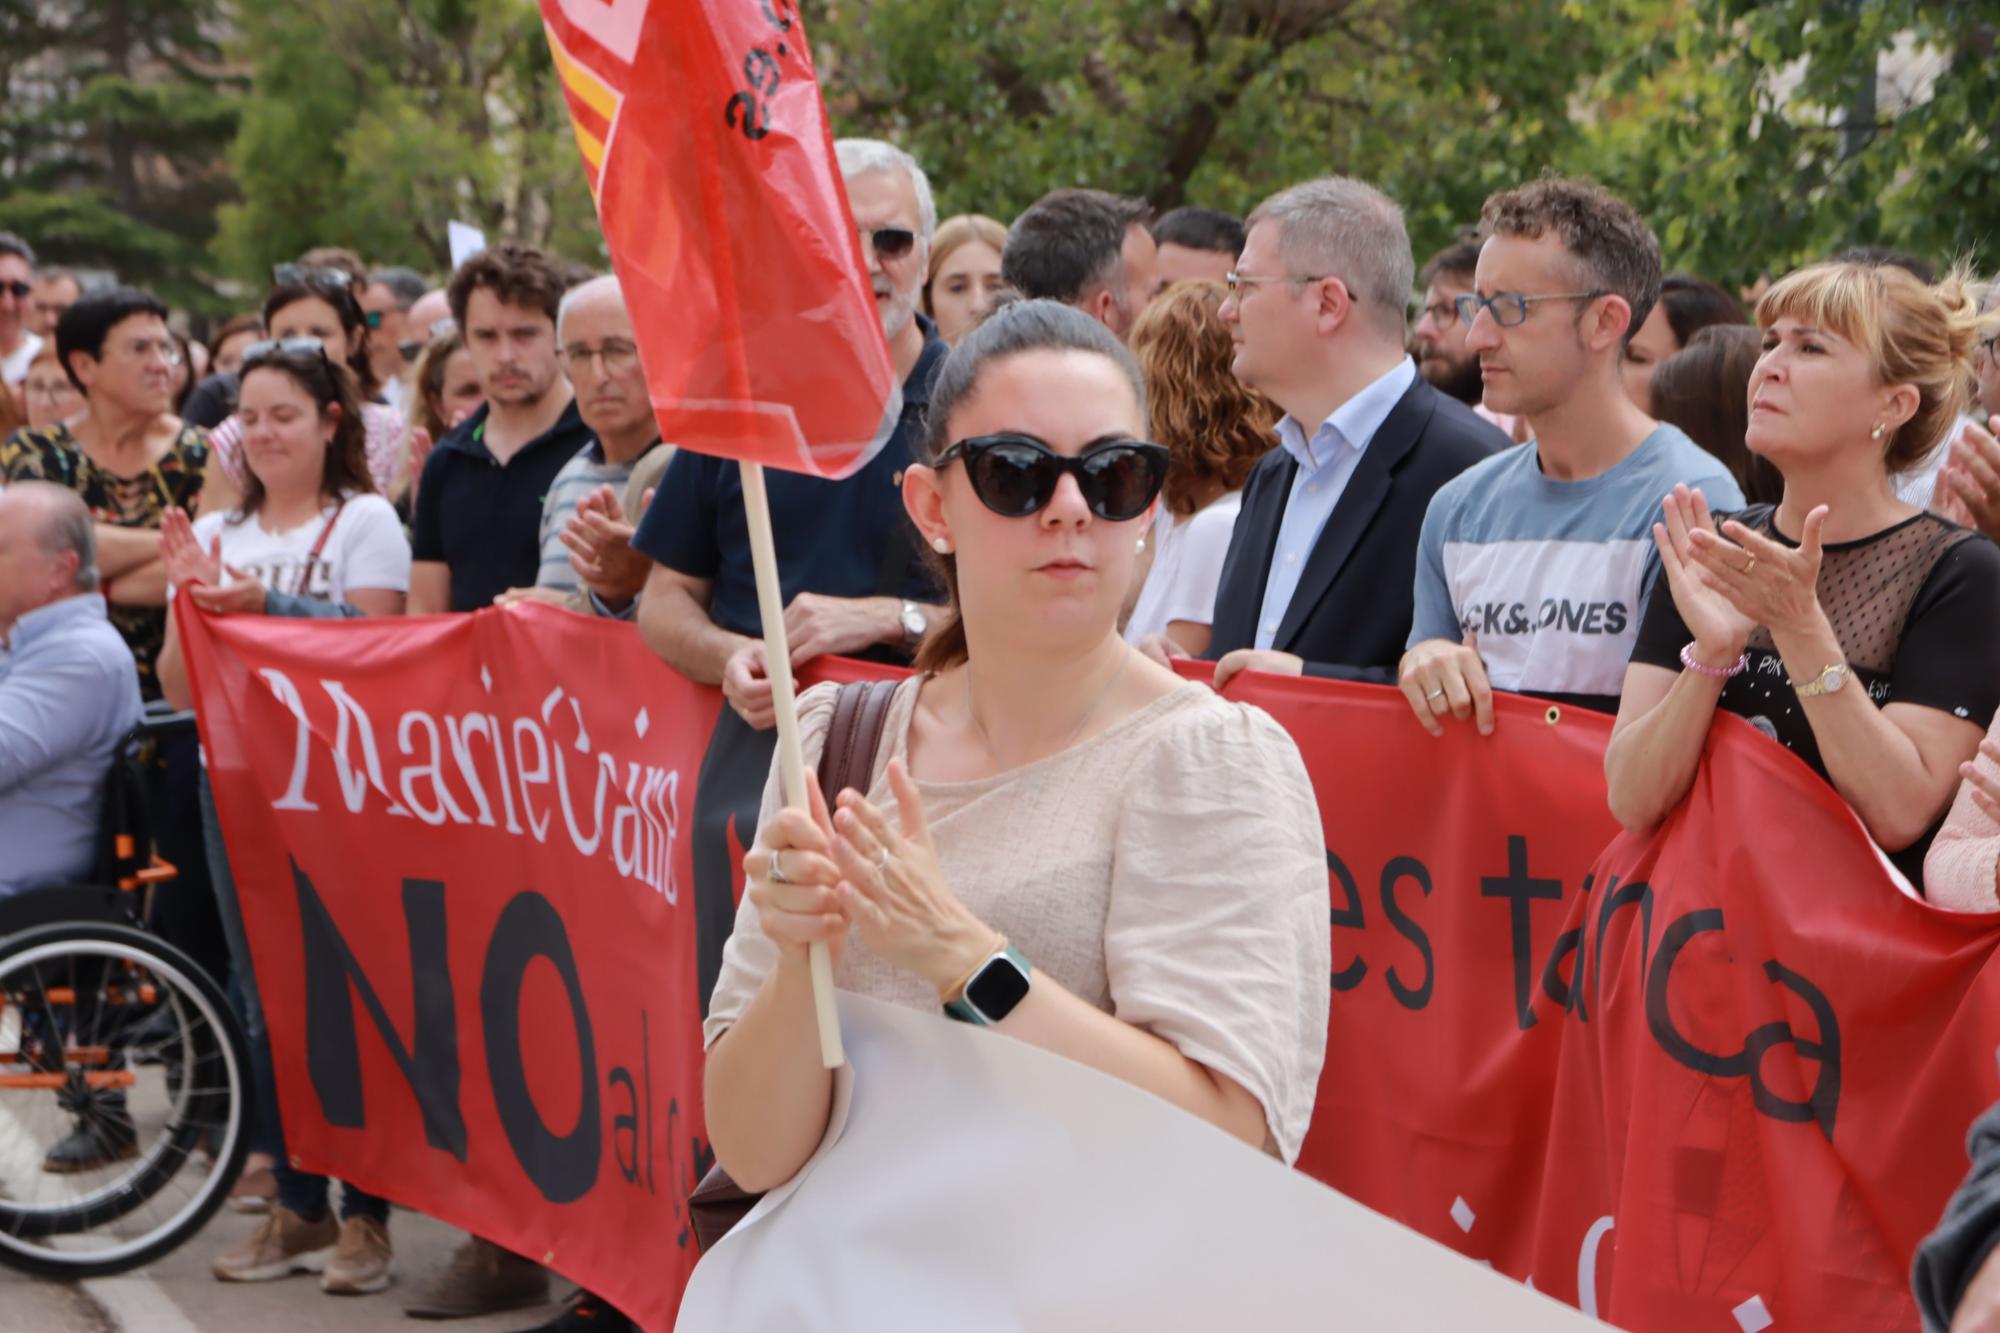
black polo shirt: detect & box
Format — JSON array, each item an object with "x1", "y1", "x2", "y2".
[
  {"x1": 633, "y1": 317, "x2": 948, "y2": 650},
  {"x1": 412, "y1": 400, "x2": 594, "y2": 611}
]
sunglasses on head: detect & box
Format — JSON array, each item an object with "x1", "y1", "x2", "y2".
[
  {"x1": 935, "y1": 433, "x2": 1169, "y2": 522},
  {"x1": 271, "y1": 263, "x2": 355, "y2": 292},
  {"x1": 241, "y1": 335, "x2": 334, "y2": 372},
  {"x1": 862, "y1": 227, "x2": 917, "y2": 262}
]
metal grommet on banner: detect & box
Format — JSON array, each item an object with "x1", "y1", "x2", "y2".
[
  {"x1": 1545, "y1": 705, "x2": 1562, "y2": 726},
  {"x1": 543, "y1": 1250, "x2": 555, "y2": 1264}
]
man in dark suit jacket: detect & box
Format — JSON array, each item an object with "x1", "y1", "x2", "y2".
[{"x1": 1135, "y1": 176, "x2": 1506, "y2": 687}]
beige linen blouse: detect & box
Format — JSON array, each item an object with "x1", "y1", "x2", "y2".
[{"x1": 703, "y1": 675, "x2": 1332, "y2": 1163}]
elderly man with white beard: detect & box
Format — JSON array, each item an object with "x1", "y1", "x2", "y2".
[{"x1": 632, "y1": 136, "x2": 950, "y2": 730}]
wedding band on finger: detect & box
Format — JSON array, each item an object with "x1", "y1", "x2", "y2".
[
  {"x1": 1741, "y1": 555, "x2": 1757, "y2": 575},
  {"x1": 1427, "y1": 687, "x2": 1448, "y2": 701},
  {"x1": 767, "y1": 849, "x2": 789, "y2": 884},
  {"x1": 874, "y1": 849, "x2": 890, "y2": 873}
]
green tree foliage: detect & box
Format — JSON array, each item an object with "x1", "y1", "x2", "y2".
[
  {"x1": 813, "y1": 0, "x2": 1997, "y2": 284},
  {"x1": 0, "y1": 0, "x2": 240, "y2": 310},
  {"x1": 1580, "y1": 0, "x2": 1999, "y2": 288},
  {"x1": 216, "y1": 0, "x2": 603, "y2": 288}
]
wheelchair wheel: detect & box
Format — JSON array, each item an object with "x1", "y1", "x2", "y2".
[{"x1": 0, "y1": 921, "x2": 249, "y2": 1278}]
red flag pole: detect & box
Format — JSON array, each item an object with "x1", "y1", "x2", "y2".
[{"x1": 740, "y1": 461, "x2": 846, "y2": 1068}]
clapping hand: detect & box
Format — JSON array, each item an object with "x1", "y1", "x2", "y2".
[
  {"x1": 160, "y1": 508, "x2": 222, "y2": 589},
  {"x1": 828, "y1": 759, "x2": 996, "y2": 995},
  {"x1": 743, "y1": 771, "x2": 847, "y2": 960},
  {"x1": 1935, "y1": 415, "x2": 2000, "y2": 540},
  {"x1": 1654, "y1": 485, "x2": 1776, "y2": 661},
  {"x1": 560, "y1": 484, "x2": 654, "y2": 607}
]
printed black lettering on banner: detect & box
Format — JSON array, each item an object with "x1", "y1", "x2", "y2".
[
  {"x1": 672, "y1": 1099, "x2": 717, "y2": 1251},
  {"x1": 1481, "y1": 835, "x2": 1564, "y2": 1031},
  {"x1": 1379, "y1": 857, "x2": 1434, "y2": 1011},
  {"x1": 1590, "y1": 874, "x2": 1653, "y2": 1012},
  {"x1": 1327, "y1": 849, "x2": 1368, "y2": 993},
  {"x1": 482, "y1": 890, "x2": 603, "y2": 1203},
  {"x1": 293, "y1": 859, "x2": 467, "y2": 1159},
  {"x1": 1644, "y1": 908, "x2": 1843, "y2": 1140},
  {"x1": 724, "y1": 0, "x2": 798, "y2": 141}
]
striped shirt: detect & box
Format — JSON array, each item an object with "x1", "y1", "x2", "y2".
[{"x1": 534, "y1": 439, "x2": 657, "y2": 592}]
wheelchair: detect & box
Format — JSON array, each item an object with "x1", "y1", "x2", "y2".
[{"x1": 0, "y1": 703, "x2": 251, "y2": 1278}]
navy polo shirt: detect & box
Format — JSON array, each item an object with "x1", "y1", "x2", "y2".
[
  {"x1": 633, "y1": 318, "x2": 948, "y2": 648},
  {"x1": 412, "y1": 399, "x2": 595, "y2": 611}
]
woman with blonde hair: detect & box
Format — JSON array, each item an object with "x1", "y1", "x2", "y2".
[
  {"x1": 1122, "y1": 279, "x2": 1277, "y2": 656},
  {"x1": 1607, "y1": 260, "x2": 2000, "y2": 892},
  {"x1": 921, "y1": 213, "x2": 1008, "y2": 346}
]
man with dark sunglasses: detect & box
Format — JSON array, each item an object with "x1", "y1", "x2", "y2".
[
  {"x1": 1147, "y1": 177, "x2": 1505, "y2": 690},
  {"x1": 630, "y1": 136, "x2": 949, "y2": 1020},
  {"x1": 0, "y1": 232, "x2": 42, "y2": 389}
]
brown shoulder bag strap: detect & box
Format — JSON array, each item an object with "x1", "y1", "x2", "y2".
[{"x1": 817, "y1": 678, "x2": 900, "y2": 800}]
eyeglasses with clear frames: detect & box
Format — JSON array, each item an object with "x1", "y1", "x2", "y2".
[
  {"x1": 1224, "y1": 270, "x2": 1328, "y2": 298},
  {"x1": 1455, "y1": 290, "x2": 1608, "y2": 328},
  {"x1": 558, "y1": 339, "x2": 641, "y2": 376},
  {"x1": 120, "y1": 336, "x2": 183, "y2": 367}
]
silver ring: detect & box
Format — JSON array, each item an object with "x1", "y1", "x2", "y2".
[
  {"x1": 875, "y1": 850, "x2": 890, "y2": 873},
  {"x1": 1427, "y1": 688, "x2": 1447, "y2": 701},
  {"x1": 767, "y1": 849, "x2": 788, "y2": 884}
]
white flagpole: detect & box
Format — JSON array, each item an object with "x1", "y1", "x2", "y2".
[{"x1": 739, "y1": 460, "x2": 845, "y2": 1068}]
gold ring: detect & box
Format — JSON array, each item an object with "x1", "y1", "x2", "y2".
[{"x1": 1740, "y1": 555, "x2": 1756, "y2": 575}]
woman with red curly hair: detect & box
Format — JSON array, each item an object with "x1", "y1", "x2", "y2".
[{"x1": 1122, "y1": 279, "x2": 1278, "y2": 655}]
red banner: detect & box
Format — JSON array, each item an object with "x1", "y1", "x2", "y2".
[
  {"x1": 181, "y1": 602, "x2": 2000, "y2": 1330},
  {"x1": 535, "y1": 0, "x2": 897, "y2": 478}
]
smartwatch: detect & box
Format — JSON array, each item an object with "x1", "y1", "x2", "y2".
[
  {"x1": 943, "y1": 943, "x2": 1032, "y2": 1026},
  {"x1": 899, "y1": 599, "x2": 929, "y2": 646}
]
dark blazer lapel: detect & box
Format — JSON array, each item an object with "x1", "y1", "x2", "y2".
[
  {"x1": 1273, "y1": 376, "x2": 1437, "y2": 651},
  {"x1": 1207, "y1": 448, "x2": 1295, "y2": 652}
]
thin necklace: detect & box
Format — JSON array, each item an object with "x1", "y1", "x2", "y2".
[{"x1": 965, "y1": 644, "x2": 1132, "y2": 764}]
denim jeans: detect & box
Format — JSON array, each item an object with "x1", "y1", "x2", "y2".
[{"x1": 199, "y1": 774, "x2": 387, "y2": 1224}]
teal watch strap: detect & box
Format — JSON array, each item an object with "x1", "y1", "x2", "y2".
[{"x1": 943, "y1": 944, "x2": 1032, "y2": 1026}]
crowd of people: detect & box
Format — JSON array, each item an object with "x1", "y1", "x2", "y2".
[{"x1": 5, "y1": 128, "x2": 2000, "y2": 1330}]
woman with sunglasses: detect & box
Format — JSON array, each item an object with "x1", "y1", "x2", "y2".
[
  {"x1": 196, "y1": 270, "x2": 406, "y2": 515},
  {"x1": 155, "y1": 341, "x2": 409, "y2": 1295},
  {"x1": 703, "y1": 300, "x2": 1329, "y2": 1195}
]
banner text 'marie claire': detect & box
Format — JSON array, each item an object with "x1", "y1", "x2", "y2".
[{"x1": 254, "y1": 668, "x2": 682, "y2": 904}]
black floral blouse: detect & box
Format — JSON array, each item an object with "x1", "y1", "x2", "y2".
[{"x1": 0, "y1": 421, "x2": 209, "y2": 700}]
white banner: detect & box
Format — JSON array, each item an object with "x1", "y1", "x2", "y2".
[{"x1": 677, "y1": 995, "x2": 1607, "y2": 1332}]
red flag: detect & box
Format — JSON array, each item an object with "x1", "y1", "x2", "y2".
[{"x1": 538, "y1": 0, "x2": 898, "y2": 478}]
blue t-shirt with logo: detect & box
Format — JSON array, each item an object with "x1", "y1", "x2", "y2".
[{"x1": 1408, "y1": 424, "x2": 1745, "y2": 711}]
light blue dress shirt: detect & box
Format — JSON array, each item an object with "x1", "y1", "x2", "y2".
[
  {"x1": 1253, "y1": 357, "x2": 1419, "y2": 650},
  {"x1": 0, "y1": 594, "x2": 142, "y2": 895}
]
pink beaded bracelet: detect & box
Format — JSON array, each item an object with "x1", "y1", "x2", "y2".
[{"x1": 1680, "y1": 641, "x2": 1749, "y2": 679}]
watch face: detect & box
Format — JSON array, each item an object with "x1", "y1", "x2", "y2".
[
  {"x1": 1823, "y1": 667, "x2": 1848, "y2": 693},
  {"x1": 965, "y1": 956, "x2": 1031, "y2": 1021},
  {"x1": 901, "y1": 604, "x2": 927, "y2": 638}
]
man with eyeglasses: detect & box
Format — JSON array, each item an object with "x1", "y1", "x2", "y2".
[
  {"x1": 1397, "y1": 177, "x2": 1743, "y2": 734},
  {"x1": 1149, "y1": 176, "x2": 1503, "y2": 689},
  {"x1": 0, "y1": 232, "x2": 42, "y2": 388},
  {"x1": 492, "y1": 274, "x2": 671, "y2": 618}
]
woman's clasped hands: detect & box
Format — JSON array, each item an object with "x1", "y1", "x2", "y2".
[
  {"x1": 1654, "y1": 483, "x2": 1828, "y2": 660},
  {"x1": 745, "y1": 758, "x2": 998, "y2": 996}
]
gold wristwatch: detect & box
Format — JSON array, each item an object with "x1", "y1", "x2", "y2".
[{"x1": 1790, "y1": 663, "x2": 1853, "y2": 699}]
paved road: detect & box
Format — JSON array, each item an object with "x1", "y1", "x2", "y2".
[{"x1": 1, "y1": 1202, "x2": 576, "y2": 1333}]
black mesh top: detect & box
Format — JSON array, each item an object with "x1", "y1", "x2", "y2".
[{"x1": 1632, "y1": 504, "x2": 2000, "y2": 887}]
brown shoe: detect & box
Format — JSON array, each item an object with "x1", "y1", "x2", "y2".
[
  {"x1": 322, "y1": 1214, "x2": 393, "y2": 1295},
  {"x1": 211, "y1": 1204, "x2": 338, "y2": 1282},
  {"x1": 403, "y1": 1236, "x2": 548, "y2": 1319},
  {"x1": 228, "y1": 1156, "x2": 278, "y2": 1215}
]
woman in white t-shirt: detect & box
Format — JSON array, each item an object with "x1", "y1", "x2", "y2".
[
  {"x1": 155, "y1": 338, "x2": 409, "y2": 1294},
  {"x1": 1121, "y1": 280, "x2": 1277, "y2": 655}
]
